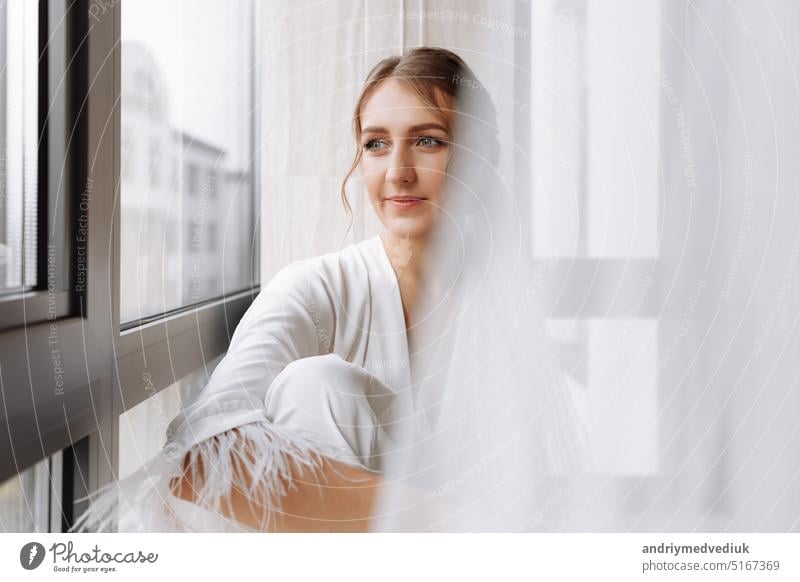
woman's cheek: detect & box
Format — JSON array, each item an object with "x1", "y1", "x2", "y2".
[
  {"x1": 361, "y1": 167, "x2": 383, "y2": 203},
  {"x1": 422, "y1": 166, "x2": 447, "y2": 196}
]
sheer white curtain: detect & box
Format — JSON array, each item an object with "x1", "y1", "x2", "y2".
[
  {"x1": 259, "y1": 0, "x2": 401, "y2": 277},
  {"x1": 527, "y1": 0, "x2": 800, "y2": 531},
  {"x1": 258, "y1": 0, "x2": 800, "y2": 531},
  {"x1": 257, "y1": 0, "x2": 520, "y2": 276}
]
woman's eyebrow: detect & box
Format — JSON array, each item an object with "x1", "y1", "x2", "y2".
[
  {"x1": 408, "y1": 122, "x2": 449, "y2": 134},
  {"x1": 362, "y1": 122, "x2": 449, "y2": 134}
]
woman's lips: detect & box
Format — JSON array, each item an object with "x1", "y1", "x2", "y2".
[{"x1": 386, "y1": 197, "x2": 426, "y2": 210}]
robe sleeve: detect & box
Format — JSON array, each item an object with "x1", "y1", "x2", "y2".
[{"x1": 69, "y1": 260, "x2": 362, "y2": 532}]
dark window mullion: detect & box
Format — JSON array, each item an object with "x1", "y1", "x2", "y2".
[{"x1": 35, "y1": 0, "x2": 49, "y2": 290}]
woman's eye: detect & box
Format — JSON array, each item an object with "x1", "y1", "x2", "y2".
[
  {"x1": 363, "y1": 139, "x2": 387, "y2": 152},
  {"x1": 417, "y1": 136, "x2": 444, "y2": 148}
]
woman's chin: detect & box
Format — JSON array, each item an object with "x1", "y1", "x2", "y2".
[{"x1": 384, "y1": 217, "x2": 436, "y2": 241}]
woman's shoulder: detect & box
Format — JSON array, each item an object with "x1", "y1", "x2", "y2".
[
  {"x1": 268, "y1": 236, "x2": 381, "y2": 288},
  {"x1": 257, "y1": 236, "x2": 382, "y2": 307}
]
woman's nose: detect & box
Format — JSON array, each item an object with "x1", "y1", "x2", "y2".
[{"x1": 385, "y1": 145, "x2": 416, "y2": 184}]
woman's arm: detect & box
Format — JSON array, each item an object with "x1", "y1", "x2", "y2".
[{"x1": 169, "y1": 433, "x2": 384, "y2": 532}]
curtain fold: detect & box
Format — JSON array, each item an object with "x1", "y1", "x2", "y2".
[{"x1": 256, "y1": 0, "x2": 800, "y2": 531}]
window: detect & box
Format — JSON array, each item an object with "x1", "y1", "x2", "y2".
[
  {"x1": 207, "y1": 222, "x2": 216, "y2": 251},
  {"x1": 0, "y1": 455, "x2": 57, "y2": 532},
  {"x1": 531, "y1": 1, "x2": 660, "y2": 260},
  {"x1": 531, "y1": 0, "x2": 662, "y2": 475},
  {"x1": 187, "y1": 163, "x2": 198, "y2": 196},
  {"x1": 117, "y1": 353, "x2": 224, "y2": 531},
  {"x1": 0, "y1": 0, "x2": 38, "y2": 293},
  {"x1": 0, "y1": 0, "x2": 259, "y2": 533},
  {"x1": 0, "y1": 0, "x2": 103, "y2": 532},
  {"x1": 0, "y1": 439, "x2": 91, "y2": 533},
  {"x1": 149, "y1": 137, "x2": 162, "y2": 188},
  {"x1": 120, "y1": 0, "x2": 258, "y2": 325},
  {"x1": 207, "y1": 170, "x2": 217, "y2": 199},
  {"x1": 547, "y1": 317, "x2": 660, "y2": 475}
]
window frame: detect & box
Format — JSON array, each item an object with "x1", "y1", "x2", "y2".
[
  {"x1": 0, "y1": 0, "x2": 75, "y2": 327},
  {"x1": 0, "y1": 0, "x2": 261, "y2": 532},
  {"x1": 105, "y1": 0, "x2": 261, "y2": 532},
  {"x1": 0, "y1": 0, "x2": 101, "y2": 487}
]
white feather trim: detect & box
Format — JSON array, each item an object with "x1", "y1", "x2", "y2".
[{"x1": 68, "y1": 419, "x2": 369, "y2": 532}]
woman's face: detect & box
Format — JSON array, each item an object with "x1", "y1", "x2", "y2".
[{"x1": 358, "y1": 79, "x2": 451, "y2": 240}]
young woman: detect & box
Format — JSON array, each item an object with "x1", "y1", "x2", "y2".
[
  {"x1": 72, "y1": 46, "x2": 589, "y2": 533},
  {"x1": 69, "y1": 47, "x2": 479, "y2": 532}
]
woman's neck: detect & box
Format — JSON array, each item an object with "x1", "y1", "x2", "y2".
[
  {"x1": 380, "y1": 231, "x2": 427, "y2": 279},
  {"x1": 380, "y1": 231, "x2": 428, "y2": 329}
]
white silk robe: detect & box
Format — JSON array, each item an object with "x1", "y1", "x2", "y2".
[{"x1": 71, "y1": 234, "x2": 415, "y2": 532}]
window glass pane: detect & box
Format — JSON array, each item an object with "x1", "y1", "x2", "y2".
[
  {"x1": 120, "y1": 1, "x2": 257, "y2": 324},
  {"x1": 584, "y1": 0, "x2": 660, "y2": 258},
  {"x1": 117, "y1": 353, "x2": 224, "y2": 532},
  {"x1": 531, "y1": 0, "x2": 660, "y2": 259},
  {"x1": 0, "y1": 0, "x2": 38, "y2": 293},
  {"x1": 547, "y1": 317, "x2": 660, "y2": 475},
  {"x1": 0, "y1": 453, "x2": 60, "y2": 532}
]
